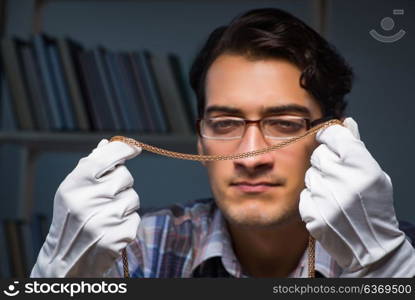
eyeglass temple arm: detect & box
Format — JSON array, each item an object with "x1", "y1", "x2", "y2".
[{"x1": 310, "y1": 115, "x2": 339, "y2": 128}]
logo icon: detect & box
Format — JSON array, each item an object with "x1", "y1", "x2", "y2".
[
  {"x1": 370, "y1": 9, "x2": 406, "y2": 43},
  {"x1": 3, "y1": 281, "x2": 20, "y2": 297}
]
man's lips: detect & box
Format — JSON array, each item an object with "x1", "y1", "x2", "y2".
[{"x1": 230, "y1": 181, "x2": 282, "y2": 193}]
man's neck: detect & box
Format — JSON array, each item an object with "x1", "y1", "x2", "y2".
[{"x1": 227, "y1": 218, "x2": 309, "y2": 277}]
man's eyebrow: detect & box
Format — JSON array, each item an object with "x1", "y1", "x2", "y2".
[
  {"x1": 264, "y1": 104, "x2": 311, "y2": 117},
  {"x1": 205, "y1": 104, "x2": 311, "y2": 117},
  {"x1": 205, "y1": 106, "x2": 243, "y2": 116}
]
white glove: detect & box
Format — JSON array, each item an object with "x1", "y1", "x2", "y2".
[
  {"x1": 31, "y1": 139, "x2": 142, "y2": 277},
  {"x1": 299, "y1": 117, "x2": 415, "y2": 277}
]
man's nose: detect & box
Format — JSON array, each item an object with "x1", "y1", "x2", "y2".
[{"x1": 233, "y1": 124, "x2": 274, "y2": 175}]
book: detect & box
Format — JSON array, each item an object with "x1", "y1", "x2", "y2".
[
  {"x1": 3, "y1": 220, "x2": 27, "y2": 277},
  {"x1": 132, "y1": 51, "x2": 168, "y2": 133},
  {"x1": 57, "y1": 38, "x2": 91, "y2": 131},
  {"x1": 104, "y1": 50, "x2": 136, "y2": 131},
  {"x1": 20, "y1": 220, "x2": 36, "y2": 275},
  {"x1": 63, "y1": 40, "x2": 97, "y2": 131},
  {"x1": 0, "y1": 223, "x2": 11, "y2": 277},
  {"x1": 0, "y1": 144, "x2": 28, "y2": 220},
  {"x1": 78, "y1": 50, "x2": 116, "y2": 131},
  {"x1": 142, "y1": 51, "x2": 170, "y2": 133},
  {"x1": 92, "y1": 48, "x2": 123, "y2": 131},
  {"x1": 127, "y1": 52, "x2": 156, "y2": 132},
  {"x1": 116, "y1": 52, "x2": 148, "y2": 132},
  {"x1": 18, "y1": 42, "x2": 50, "y2": 131},
  {"x1": 169, "y1": 54, "x2": 197, "y2": 131},
  {"x1": 86, "y1": 50, "x2": 118, "y2": 131},
  {"x1": 47, "y1": 40, "x2": 77, "y2": 130},
  {"x1": 33, "y1": 34, "x2": 64, "y2": 130},
  {"x1": 148, "y1": 52, "x2": 192, "y2": 134},
  {"x1": 0, "y1": 38, "x2": 35, "y2": 130},
  {"x1": 0, "y1": 65, "x2": 18, "y2": 131}
]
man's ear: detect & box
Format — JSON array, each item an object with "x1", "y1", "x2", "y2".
[{"x1": 197, "y1": 138, "x2": 206, "y2": 167}]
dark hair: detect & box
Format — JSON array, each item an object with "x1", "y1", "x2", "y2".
[{"x1": 189, "y1": 8, "x2": 353, "y2": 119}]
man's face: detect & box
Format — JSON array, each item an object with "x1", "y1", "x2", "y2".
[{"x1": 198, "y1": 54, "x2": 323, "y2": 228}]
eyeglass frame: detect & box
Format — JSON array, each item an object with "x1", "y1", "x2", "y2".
[{"x1": 196, "y1": 115, "x2": 335, "y2": 141}]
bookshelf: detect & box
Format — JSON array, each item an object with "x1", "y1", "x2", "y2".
[
  {"x1": 1, "y1": 0, "x2": 200, "y2": 219},
  {"x1": 0, "y1": 130, "x2": 197, "y2": 221},
  {"x1": 0, "y1": 131, "x2": 196, "y2": 152}
]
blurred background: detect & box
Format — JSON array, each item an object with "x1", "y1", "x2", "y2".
[{"x1": 0, "y1": 0, "x2": 414, "y2": 277}]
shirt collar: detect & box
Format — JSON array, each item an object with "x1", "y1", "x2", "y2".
[{"x1": 191, "y1": 207, "x2": 245, "y2": 277}]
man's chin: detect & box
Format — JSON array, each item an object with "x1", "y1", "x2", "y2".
[{"x1": 218, "y1": 201, "x2": 300, "y2": 229}]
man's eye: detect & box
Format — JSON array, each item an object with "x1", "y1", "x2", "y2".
[
  {"x1": 212, "y1": 120, "x2": 238, "y2": 128},
  {"x1": 265, "y1": 119, "x2": 304, "y2": 133},
  {"x1": 208, "y1": 119, "x2": 241, "y2": 132}
]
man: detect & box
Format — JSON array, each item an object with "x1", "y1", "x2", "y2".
[{"x1": 31, "y1": 8, "x2": 415, "y2": 278}]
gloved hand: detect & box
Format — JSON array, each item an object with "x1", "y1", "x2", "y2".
[
  {"x1": 31, "y1": 139, "x2": 142, "y2": 277},
  {"x1": 299, "y1": 117, "x2": 415, "y2": 277}
]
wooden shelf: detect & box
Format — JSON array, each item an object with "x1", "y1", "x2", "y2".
[{"x1": 0, "y1": 131, "x2": 197, "y2": 153}]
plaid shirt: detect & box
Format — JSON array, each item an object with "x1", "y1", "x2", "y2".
[{"x1": 104, "y1": 198, "x2": 414, "y2": 278}]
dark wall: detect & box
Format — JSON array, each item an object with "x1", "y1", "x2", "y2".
[{"x1": 327, "y1": 0, "x2": 415, "y2": 222}]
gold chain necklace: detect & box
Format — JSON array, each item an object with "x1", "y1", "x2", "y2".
[
  {"x1": 112, "y1": 118, "x2": 341, "y2": 278},
  {"x1": 308, "y1": 236, "x2": 316, "y2": 278},
  {"x1": 110, "y1": 119, "x2": 341, "y2": 161}
]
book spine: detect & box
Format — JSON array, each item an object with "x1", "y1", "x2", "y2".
[
  {"x1": 92, "y1": 49, "x2": 122, "y2": 131},
  {"x1": 0, "y1": 38, "x2": 35, "y2": 130},
  {"x1": 33, "y1": 35, "x2": 64, "y2": 130},
  {"x1": 87, "y1": 50, "x2": 117, "y2": 131},
  {"x1": 123, "y1": 52, "x2": 155, "y2": 133},
  {"x1": 98, "y1": 48, "x2": 128, "y2": 131},
  {"x1": 0, "y1": 224, "x2": 11, "y2": 277},
  {"x1": 148, "y1": 53, "x2": 192, "y2": 134},
  {"x1": 133, "y1": 52, "x2": 166, "y2": 133},
  {"x1": 104, "y1": 51, "x2": 135, "y2": 131},
  {"x1": 19, "y1": 45, "x2": 50, "y2": 131},
  {"x1": 111, "y1": 52, "x2": 144, "y2": 132},
  {"x1": 142, "y1": 51, "x2": 169, "y2": 133},
  {"x1": 169, "y1": 54, "x2": 197, "y2": 131},
  {"x1": 3, "y1": 220, "x2": 27, "y2": 277},
  {"x1": 117, "y1": 53, "x2": 148, "y2": 132},
  {"x1": 0, "y1": 83, "x2": 19, "y2": 130},
  {"x1": 47, "y1": 42, "x2": 77, "y2": 130},
  {"x1": 20, "y1": 220, "x2": 36, "y2": 275},
  {"x1": 128, "y1": 52, "x2": 156, "y2": 133},
  {"x1": 67, "y1": 40, "x2": 96, "y2": 131},
  {"x1": 77, "y1": 51, "x2": 105, "y2": 131},
  {"x1": 58, "y1": 38, "x2": 91, "y2": 131}
]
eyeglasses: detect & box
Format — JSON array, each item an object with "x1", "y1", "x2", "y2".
[{"x1": 197, "y1": 115, "x2": 313, "y2": 141}]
